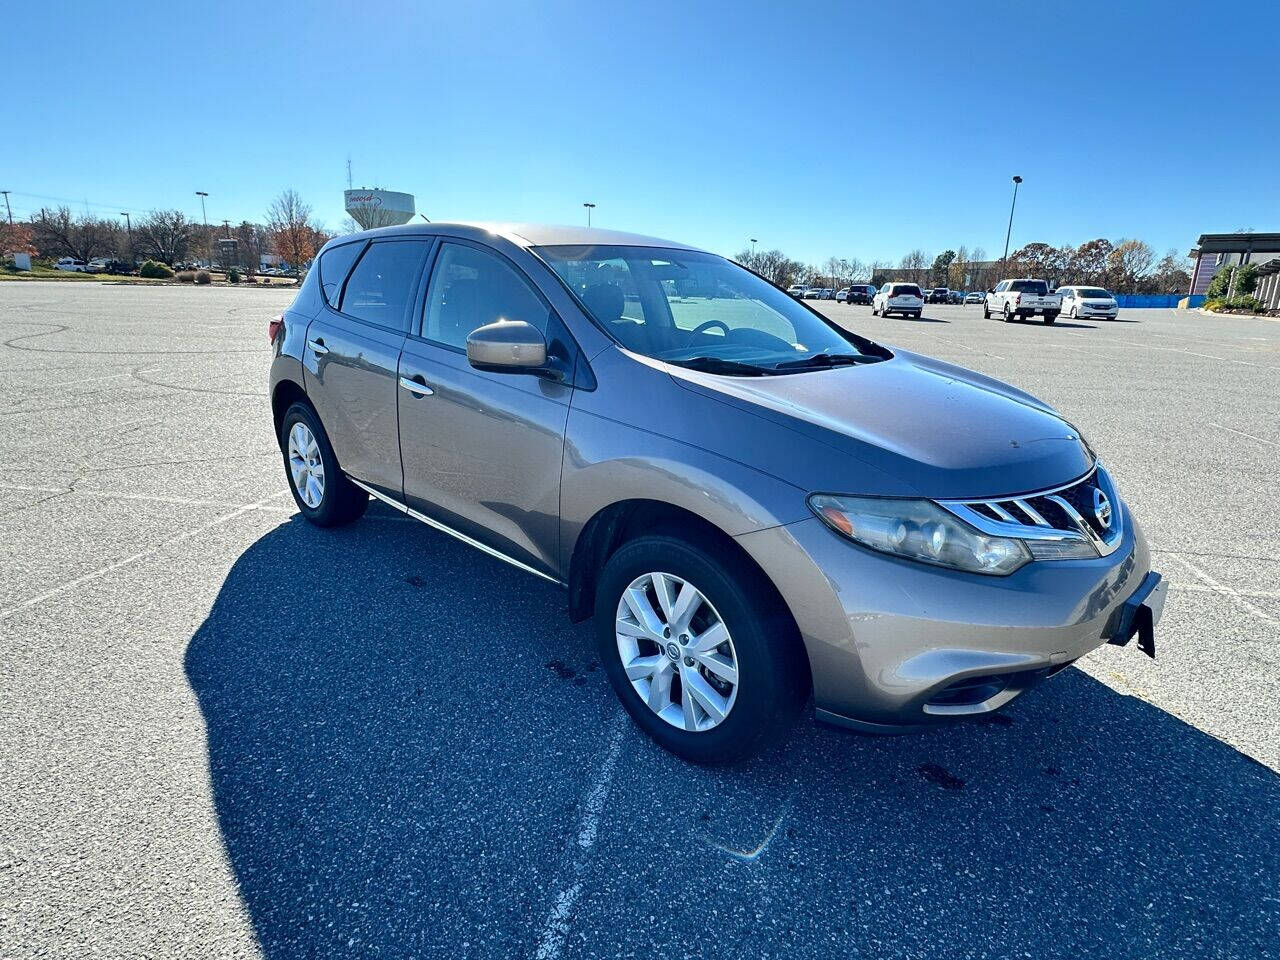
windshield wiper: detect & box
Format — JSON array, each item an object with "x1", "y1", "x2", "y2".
[
  {"x1": 772, "y1": 352, "x2": 880, "y2": 371},
  {"x1": 670, "y1": 356, "x2": 776, "y2": 376}
]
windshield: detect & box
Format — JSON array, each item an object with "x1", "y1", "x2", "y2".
[
  {"x1": 536, "y1": 245, "x2": 881, "y2": 372},
  {"x1": 1076, "y1": 287, "x2": 1112, "y2": 298},
  {"x1": 1009, "y1": 280, "x2": 1049, "y2": 294}
]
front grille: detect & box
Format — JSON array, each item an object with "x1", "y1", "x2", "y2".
[{"x1": 946, "y1": 464, "x2": 1124, "y2": 557}]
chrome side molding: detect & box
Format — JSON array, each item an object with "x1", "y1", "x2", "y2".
[{"x1": 347, "y1": 477, "x2": 563, "y2": 586}]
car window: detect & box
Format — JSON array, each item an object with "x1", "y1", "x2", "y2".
[
  {"x1": 423, "y1": 242, "x2": 548, "y2": 350},
  {"x1": 892, "y1": 284, "x2": 922, "y2": 297},
  {"x1": 339, "y1": 239, "x2": 431, "y2": 330},
  {"x1": 1009, "y1": 280, "x2": 1049, "y2": 294},
  {"x1": 538, "y1": 244, "x2": 862, "y2": 366},
  {"x1": 319, "y1": 240, "x2": 365, "y2": 307}
]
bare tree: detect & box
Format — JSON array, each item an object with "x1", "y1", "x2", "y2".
[
  {"x1": 899, "y1": 249, "x2": 929, "y2": 285},
  {"x1": 267, "y1": 190, "x2": 320, "y2": 278},
  {"x1": 135, "y1": 210, "x2": 194, "y2": 266},
  {"x1": 31, "y1": 207, "x2": 118, "y2": 263},
  {"x1": 1105, "y1": 239, "x2": 1155, "y2": 292}
]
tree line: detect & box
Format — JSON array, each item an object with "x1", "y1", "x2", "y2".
[
  {"x1": 734, "y1": 237, "x2": 1192, "y2": 294},
  {"x1": 1, "y1": 189, "x2": 331, "y2": 278}
]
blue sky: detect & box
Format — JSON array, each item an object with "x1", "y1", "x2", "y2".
[{"x1": 9, "y1": 0, "x2": 1277, "y2": 265}]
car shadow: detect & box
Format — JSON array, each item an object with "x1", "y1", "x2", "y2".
[
  {"x1": 904, "y1": 315, "x2": 950, "y2": 323},
  {"x1": 186, "y1": 513, "x2": 1279, "y2": 958}
]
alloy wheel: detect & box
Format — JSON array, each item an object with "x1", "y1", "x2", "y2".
[
  {"x1": 287, "y1": 421, "x2": 325, "y2": 509},
  {"x1": 615, "y1": 572, "x2": 739, "y2": 732}
]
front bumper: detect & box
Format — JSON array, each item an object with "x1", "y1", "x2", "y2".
[{"x1": 735, "y1": 504, "x2": 1155, "y2": 730}]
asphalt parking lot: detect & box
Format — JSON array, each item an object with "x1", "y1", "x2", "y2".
[{"x1": 1, "y1": 282, "x2": 1277, "y2": 959}]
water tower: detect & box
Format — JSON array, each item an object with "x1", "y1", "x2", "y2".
[{"x1": 344, "y1": 188, "x2": 416, "y2": 229}]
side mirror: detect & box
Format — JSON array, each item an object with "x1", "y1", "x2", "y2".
[
  {"x1": 987, "y1": 288, "x2": 995, "y2": 294},
  {"x1": 466, "y1": 319, "x2": 548, "y2": 373}
]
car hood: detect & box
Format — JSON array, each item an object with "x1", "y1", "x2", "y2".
[{"x1": 664, "y1": 349, "x2": 1093, "y2": 500}]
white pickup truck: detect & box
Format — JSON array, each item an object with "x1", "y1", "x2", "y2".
[{"x1": 983, "y1": 278, "x2": 1062, "y2": 324}]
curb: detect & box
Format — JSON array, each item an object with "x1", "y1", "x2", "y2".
[{"x1": 1196, "y1": 308, "x2": 1280, "y2": 323}]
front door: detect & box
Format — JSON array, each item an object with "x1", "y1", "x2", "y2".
[{"x1": 397, "y1": 240, "x2": 574, "y2": 577}]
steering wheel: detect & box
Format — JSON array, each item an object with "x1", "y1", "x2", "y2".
[{"x1": 686, "y1": 319, "x2": 730, "y2": 342}]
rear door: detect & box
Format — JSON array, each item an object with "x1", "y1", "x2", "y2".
[
  {"x1": 303, "y1": 236, "x2": 433, "y2": 497},
  {"x1": 396, "y1": 239, "x2": 575, "y2": 576}
]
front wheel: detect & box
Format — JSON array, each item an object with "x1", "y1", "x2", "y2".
[
  {"x1": 281, "y1": 401, "x2": 368, "y2": 526},
  {"x1": 1069, "y1": 305, "x2": 1078, "y2": 319},
  {"x1": 595, "y1": 536, "x2": 807, "y2": 764}
]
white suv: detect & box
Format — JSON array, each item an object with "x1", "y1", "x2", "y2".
[{"x1": 872, "y1": 283, "x2": 924, "y2": 318}]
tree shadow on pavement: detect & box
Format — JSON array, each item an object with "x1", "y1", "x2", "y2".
[{"x1": 186, "y1": 511, "x2": 1279, "y2": 959}]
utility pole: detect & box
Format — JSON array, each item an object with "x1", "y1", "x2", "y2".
[
  {"x1": 196, "y1": 191, "x2": 209, "y2": 267},
  {"x1": 1002, "y1": 176, "x2": 1023, "y2": 266},
  {"x1": 1, "y1": 190, "x2": 12, "y2": 224},
  {"x1": 120, "y1": 213, "x2": 132, "y2": 264},
  {"x1": 583, "y1": 202, "x2": 595, "y2": 227}
]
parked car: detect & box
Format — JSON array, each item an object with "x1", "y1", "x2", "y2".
[
  {"x1": 53, "y1": 257, "x2": 91, "y2": 272},
  {"x1": 836, "y1": 287, "x2": 850, "y2": 302},
  {"x1": 819, "y1": 288, "x2": 835, "y2": 300},
  {"x1": 1057, "y1": 286, "x2": 1119, "y2": 320},
  {"x1": 964, "y1": 291, "x2": 984, "y2": 304},
  {"x1": 928, "y1": 287, "x2": 951, "y2": 304},
  {"x1": 983, "y1": 278, "x2": 1062, "y2": 324},
  {"x1": 803, "y1": 287, "x2": 822, "y2": 300},
  {"x1": 839, "y1": 284, "x2": 876, "y2": 304},
  {"x1": 871, "y1": 282, "x2": 924, "y2": 318},
  {"x1": 786, "y1": 284, "x2": 807, "y2": 298},
  {"x1": 948, "y1": 290, "x2": 964, "y2": 304},
  {"x1": 269, "y1": 221, "x2": 1163, "y2": 763}
]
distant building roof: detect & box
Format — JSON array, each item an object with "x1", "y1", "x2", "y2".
[{"x1": 1193, "y1": 232, "x2": 1280, "y2": 254}]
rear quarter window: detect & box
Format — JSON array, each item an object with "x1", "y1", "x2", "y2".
[{"x1": 319, "y1": 241, "x2": 366, "y2": 307}]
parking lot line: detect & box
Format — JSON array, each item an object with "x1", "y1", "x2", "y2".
[
  {"x1": 0, "y1": 490, "x2": 290, "y2": 623},
  {"x1": 1208, "y1": 422, "x2": 1275, "y2": 446},
  {"x1": 1166, "y1": 553, "x2": 1275, "y2": 623},
  {"x1": 533, "y1": 712, "x2": 628, "y2": 960}
]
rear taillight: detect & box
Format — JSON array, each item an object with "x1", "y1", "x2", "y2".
[
  {"x1": 268, "y1": 314, "x2": 284, "y2": 344},
  {"x1": 1014, "y1": 294, "x2": 1022, "y2": 305}
]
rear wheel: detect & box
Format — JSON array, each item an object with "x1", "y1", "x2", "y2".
[
  {"x1": 982, "y1": 302, "x2": 990, "y2": 319},
  {"x1": 595, "y1": 535, "x2": 806, "y2": 764},
  {"x1": 1043, "y1": 312, "x2": 1058, "y2": 325},
  {"x1": 1003, "y1": 304, "x2": 1014, "y2": 322},
  {"x1": 1069, "y1": 304, "x2": 1078, "y2": 319},
  {"x1": 281, "y1": 401, "x2": 368, "y2": 526}
]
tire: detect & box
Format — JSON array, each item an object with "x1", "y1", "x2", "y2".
[
  {"x1": 1069, "y1": 305, "x2": 1078, "y2": 319},
  {"x1": 595, "y1": 535, "x2": 807, "y2": 764},
  {"x1": 982, "y1": 302, "x2": 990, "y2": 319},
  {"x1": 913, "y1": 311, "x2": 922, "y2": 319},
  {"x1": 1043, "y1": 312, "x2": 1058, "y2": 325},
  {"x1": 280, "y1": 401, "x2": 368, "y2": 526},
  {"x1": 1003, "y1": 304, "x2": 1014, "y2": 322}
]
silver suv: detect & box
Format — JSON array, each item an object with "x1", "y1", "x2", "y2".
[{"x1": 268, "y1": 223, "x2": 1165, "y2": 763}]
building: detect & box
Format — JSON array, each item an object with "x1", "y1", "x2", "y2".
[{"x1": 1187, "y1": 232, "x2": 1280, "y2": 296}]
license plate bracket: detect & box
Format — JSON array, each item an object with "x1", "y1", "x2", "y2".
[{"x1": 1107, "y1": 572, "x2": 1166, "y2": 659}]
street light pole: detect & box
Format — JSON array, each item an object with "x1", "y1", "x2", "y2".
[
  {"x1": 119, "y1": 212, "x2": 131, "y2": 264},
  {"x1": 196, "y1": 191, "x2": 209, "y2": 267},
  {"x1": 750, "y1": 238, "x2": 757, "y2": 259},
  {"x1": 583, "y1": 202, "x2": 595, "y2": 227},
  {"x1": 1002, "y1": 176, "x2": 1023, "y2": 265}
]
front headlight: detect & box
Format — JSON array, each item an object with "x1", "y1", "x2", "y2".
[{"x1": 808, "y1": 494, "x2": 1031, "y2": 576}]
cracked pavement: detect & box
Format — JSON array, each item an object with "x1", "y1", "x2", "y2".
[{"x1": 0, "y1": 282, "x2": 1276, "y2": 959}]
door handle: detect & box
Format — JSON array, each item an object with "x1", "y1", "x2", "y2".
[
  {"x1": 399, "y1": 375, "x2": 434, "y2": 397},
  {"x1": 307, "y1": 338, "x2": 329, "y2": 355}
]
